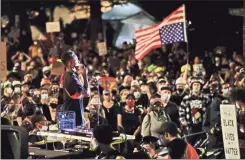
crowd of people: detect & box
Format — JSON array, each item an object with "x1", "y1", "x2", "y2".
[{"x1": 1, "y1": 21, "x2": 245, "y2": 159}]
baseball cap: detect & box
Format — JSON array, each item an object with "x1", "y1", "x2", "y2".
[
  {"x1": 12, "y1": 81, "x2": 21, "y2": 87},
  {"x1": 103, "y1": 90, "x2": 110, "y2": 95},
  {"x1": 157, "y1": 78, "x2": 167, "y2": 84},
  {"x1": 42, "y1": 66, "x2": 51, "y2": 73},
  {"x1": 160, "y1": 86, "x2": 172, "y2": 92}
]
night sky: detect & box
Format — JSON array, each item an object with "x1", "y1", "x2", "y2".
[
  {"x1": 2, "y1": 0, "x2": 244, "y2": 55},
  {"x1": 140, "y1": 1, "x2": 243, "y2": 54}
]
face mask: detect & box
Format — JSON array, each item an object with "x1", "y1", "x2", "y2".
[
  {"x1": 41, "y1": 94, "x2": 48, "y2": 100},
  {"x1": 126, "y1": 100, "x2": 135, "y2": 107},
  {"x1": 50, "y1": 103, "x2": 57, "y2": 109},
  {"x1": 14, "y1": 87, "x2": 21, "y2": 93},
  {"x1": 44, "y1": 71, "x2": 51, "y2": 78},
  {"x1": 222, "y1": 88, "x2": 229, "y2": 97},
  {"x1": 134, "y1": 92, "x2": 141, "y2": 100},
  {"x1": 177, "y1": 88, "x2": 184, "y2": 95},
  {"x1": 8, "y1": 105, "x2": 15, "y2": 112},
  {"x1": 161, "y1": 93, "x2": 170, "y2": 102},
  {"x1": 33, "y1": 95, "x2": 41, "y2": 103}
]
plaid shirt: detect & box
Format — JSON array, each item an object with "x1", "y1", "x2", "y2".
[{"x1": 179, "y1": 93, "x2": 211, "y2": 128}]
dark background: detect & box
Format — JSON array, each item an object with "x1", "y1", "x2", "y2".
[{"x1": 2, "y1": 0, "x2": 244, "y2": 55}]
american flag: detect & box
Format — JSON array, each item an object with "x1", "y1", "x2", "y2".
[{"x1": 135, "y1": 5, "x2": 187, "y2": 61}]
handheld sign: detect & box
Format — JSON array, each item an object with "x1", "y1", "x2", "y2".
[
  {"x1": 51, "y1": 60, "x2": 65, "y2": 76},
  {"x1": 1, "y1": 42, "x2": 7, "y2": 81},
  {"x1": 97, "y1": 42, "x2": 107, "y2": 56},
  {"x1": 220, "y1": 104, "x2": 241, "y2": 159},
  {"x1": 46, "y1": 22, "x2": 61, "y2": 33},
  {"x1": 99, "y1": 77, "x2": 117, "y2": 91}
]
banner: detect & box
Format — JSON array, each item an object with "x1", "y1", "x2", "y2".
[
  {"x1": 1, "y1": 42, "x2": 7, "y2": 81},
  {"x1": 46, "y1": 22, "x2": 61, "y2": 33},
  {"x1": 97, "y1": 42, "x2": 107, "y2": 56},
  {"x1": 51, "y1": 60, "x2": 65, "y2": 76},
  {"x1": 220, "y1": 104, "x2": 241, "y2": 159},
  {"x1": 99, "y1": 77, "x2": 117, "y2": 90}
]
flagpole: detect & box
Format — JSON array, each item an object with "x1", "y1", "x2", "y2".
[{"x1": 183, "y1": 4, "x2": 190, "y2": 64}]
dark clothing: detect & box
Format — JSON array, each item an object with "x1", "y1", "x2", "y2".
[
  {"x1": 136, "y1": 94, "x2": 149, "y2": 109},
  {"x1": 118, "y1": 106, "x2": 141, "y2": 135},
  {"x1": 167, "y1": 138, "x2": 187, "y2": 159},
  {"x1": 118, "y1": 106, "x2": 141, "y2": 153},
  {"x1": 171, "y1": 92, "x2": 187, "y2": 106},
  {"x1": 21, "y1": 120, "x2": 33, "y2": 133},
  {"x1": 103, "y1": 104, "x2": 120, "y2": 131},
  {"x1": 164, "y1": 102, "x2": 180, "y2": 127},
  {"x1": 95, "y1": 150, "x2": 123, "y2": 159},
  {"x1": 63, "y1": 71, "x2": 86, "y2": 127}
]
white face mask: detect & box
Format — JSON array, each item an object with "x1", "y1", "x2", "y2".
[
  {"x1": 161, "y1": 93, "x2": 170, "y2": 102},
  {"x1": 222, "y1": 88, "x2": 229, "y2": 97},
  {"x1": 134, "y1": 92, "x2": 141, "y2": 100},
  {"x1": 14, "y1": 87, "x2": 21, "y2": 93},
  {"x1": 41, "y1": 94, "x2": 48, "y2": 100}
]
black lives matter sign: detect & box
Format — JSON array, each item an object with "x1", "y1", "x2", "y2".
[
  {"x1": 220, "y1": 104, "x2": 241, "y2": 159},
  {"x1": 0, "y1": 42, "x2": 7, "y2": 81}
]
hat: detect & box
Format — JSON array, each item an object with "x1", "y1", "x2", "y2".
[
  {"x1": 103, "y1": 90, "x2": 110, "y2": 95},
  {"x1": 157, "y1": 78, "x2": 167, "y2": 84},
  {"x1": 2, "y1": 81, "x2": 12, "y2": 88},
  {"x1": 190, "y1": 77, "x2": 204, "y2": 86},
  {"x1": 154, "y1": 67, "x2": 165, "y2": 73},
  {"x1": 147, "y1": 64, "x2": 158, "y2": 72},
  {"x1": 12, "y1": 81, "x2": 21, "y2": 87},
  {"x1": 175, "y1": 77, "x2": 187, "y2": 85},
  {"x1": 160, "y1": 86, "x2": 172, "y2": 92},
  {"x1": 42, "y1": 66, "x2": 51, "y2": 73},
  {"x1": 131, "y1": 80, "x2": 139, "y2": 87}
]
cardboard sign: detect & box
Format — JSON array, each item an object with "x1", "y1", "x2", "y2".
[
  {"x1": 1, "y1": 42, "x2": 7, "y2": 81},
  {"x1": 46, "y1": 22, "x2": 61, "y2": 33},
  {"x1": 220, "y1": 104, "x2": 241, "y2": 159},
  {"x1": 99, "y1": 77, "x2": 117, "y2": 90},
  {"x1": 51, "y1": 60, "x2": 65, "y2": 76},
  {"x1": 97, "y1": 42, "x2": 107, "y2": 56}
]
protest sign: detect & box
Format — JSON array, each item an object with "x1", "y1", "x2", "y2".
[
  {"x1": 30, "y1": 25, "x2": 47, "y2": 40},
  {"x1": 97, "y1": 42, "x2": 107, "y2": 56},
  {"x1": 46, "y1": 22, "x2": 61, "y2": 33},
  {"x1": 220, "y1": 104, "x2": 241, "y2": 159},
  {"x1": 99, "y1": 77, "x2": 117, "y2": 90},
  {"x1": 51, "y1": 60, "x2": 65, "y2": 76},
  {"x1": 1, "y1": 42, "x2": 7, "y2": 81}
]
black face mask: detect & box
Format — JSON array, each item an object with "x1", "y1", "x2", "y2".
[
  {"x1": 177, "y1": 88, "x2": 184, "y2": 94},
  {"x1": 50, "y1": 103, "x2": 58, "y2": 109},
  {"x1": 8, "y1": 105, "x2": 15, "y2": 112},
  {"x1": 44, "y1": 71, "x2": 51, "y2": 78},
  {"x1": 33, "y1": 95, "x2": 41, "y2": 104}
]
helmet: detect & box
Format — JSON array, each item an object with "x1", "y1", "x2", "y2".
[
  {"x1": 175, "y1": 77, "x2": 187, "y2": 85},
  {"x1": 190, "y1": 77, "x2": 204, "y2": 87}
]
